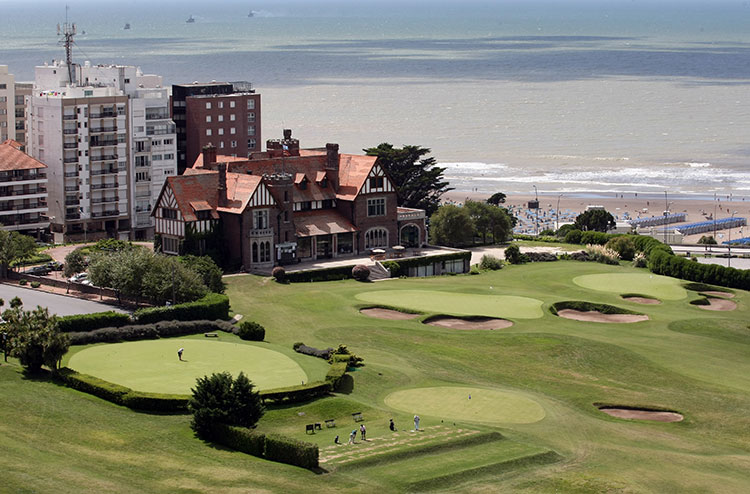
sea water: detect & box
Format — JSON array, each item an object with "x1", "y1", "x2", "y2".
[{"x1": 2, "y1": 0, "x2": 749, "y2": 196}]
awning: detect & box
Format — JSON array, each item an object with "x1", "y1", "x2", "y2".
[{"x1": 294, "y1": 210, "x2": 358, "y2": 238}]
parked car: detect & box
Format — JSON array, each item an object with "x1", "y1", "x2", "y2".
[
  {"x1": 25, "y1": 265, "x2": 51, "y2": 276},
  {"x1": 46, "y1": 261, "x2": 64, "y2": 271},
  {"x1": 68, "y1": 273, "x2": 88, "y2": 283}
]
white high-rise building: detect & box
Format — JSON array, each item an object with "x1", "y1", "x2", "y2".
[
  {"x1": 28, "y1": 60, "x2": 176, "y2": 242},
  {"x1": 0, "y1": 66, "x2": 16, "y2": 143}
]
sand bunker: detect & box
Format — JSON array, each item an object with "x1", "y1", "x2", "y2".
[
  {"x1": 598, "y1": 406, "x2": 683, "y2": 422},
  {"x1": 424, "y1": 315, "x2": 513, "y2": 330},
  {"x1": 701, "y1": 291, "x2": 735, "y2": 299},
  {"x1": 622, "y1": 296, "x2": 661, "y2": 305},
  {"x1": 557, "y1": 309, "x2": 649, "y2": 323},
  {"x1": 697, "y1": 298, "x2": 737, "y2": 311},
  {"x1": 360, "y1": 308, "x2": 421, "y2": 320}
]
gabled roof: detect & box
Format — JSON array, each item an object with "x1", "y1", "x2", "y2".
[
  {"x1": 293, "y1": 210, "x2": 358, "y2": 237},
  {"x1": 0, "y1": 140, "x2": 47, "y2": 172},
  {"x1": 163, "y1": 173, "x2": 219, "y2": 222},
  {"x1": 218, "y1": 173, "x2": 264, "y2": 214},
  {"x1": 337, "y1": 154, "x2": 377, "y2": 200}
]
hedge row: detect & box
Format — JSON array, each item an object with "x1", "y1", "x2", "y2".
[
  {"x1": 134, "y1": 293, "x2": 230, "y2": 324},
  {"x1": 212, "y1": 425, "x2": 318, "y2": 469},
  {"x1": 382, "y1": 251, "x2": 472, "y2": 277},
  {"x1": 649, "y1": 250, "x2": 750, "y2": 290},
  {"x1": 69, "y1": 319, "x2": 237, "y2": 345},
  {"x1": 549, "y1": 301, "x2": 642, "y2": 316},
  {"x1": 284, "y1": 265, "x2": 356, "y2": 283},
  {"x1": 325, "y1": 362, "x2": 349, "y2": 390},
  {"x1": 259, "y1": 381, "x2": 332, "y2": 404},
  {"x1": 56, "y1": 311, "x2": 132, "y2": 333},
  {"x1": 293, "y1": 343, "x2": 333, "y2": 360},
  {"x1": 57, "y1": 368, "x2": 188, "y2": 411}
]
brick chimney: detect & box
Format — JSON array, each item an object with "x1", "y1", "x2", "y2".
[
  {"x1": 202, "y1": 143, "x2": 217, "y2": 168},
  {"x1": 326, "y1": 143, "x2": 339, "y2": 171},
  {"x1": 217, "y1": 162, "x2": 228, "y2": 207}
]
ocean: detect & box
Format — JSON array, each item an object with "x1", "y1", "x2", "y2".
[{"x1": 2, "y1": 0, "x2": 749, "y2": 198}]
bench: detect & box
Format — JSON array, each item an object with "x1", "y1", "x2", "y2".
[
  {"x1": 204, "y1": 332, "x2": 218, "y2": 338},
  {"x1": 325, "y1": 419, "x2": 336, "y2": 428},
  {"x1": 352, "y1": 412, "x2": 363, "y2": 422},
  {"x1": 315, "y1": 422, "x2": 322, "y2": 431},
  {"x1": 305, "y1": 424, "x2": 315, "y2": 434}
]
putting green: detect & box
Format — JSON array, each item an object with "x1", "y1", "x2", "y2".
[
  {"x1": 384, "y1": 386, "x2": 546, "y2": 424},
  {"x1": 356, "y1": 290, "x2": 544, "y2": 319},
  {"x1": 573, "y1": 273, "x2": 687, "y2": 301},
  {"x1": 68, "y1": 340, "x2": 308, "y2": 394}
]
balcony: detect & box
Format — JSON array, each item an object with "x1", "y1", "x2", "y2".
[
  {"x1": 90, "y1": 111, "x2": 116, "y2": 119},
  {"x1": 66, "y1": 213, "x2": 81, "y2": 220},
  {"x1": 91, "y1": 196, "x2": 119, "y2": 204},
  {"x1": 3, "y1": 188, "x2": 46, "y2": 197},
  {"x1": 91, "y1": 209, "x2": 121, "y2": 218},
  {"x1": 65, "y1": 199, "x2": 80, "y2": 206},
  {"x1": 63, "y1": 128, "x2": 78, "y2": 135},
  {"x1": 91, "y1": 168, "x2": 120, "y2": 176},
  {"x1": 90, "y1": 126, "x2": 117, "y2": 133},
  {"x1": 63, "y1": 114, "x2": 77, "y2": 121},
  {"x1": 90, "y1": 140, "x2": 118, "y2": 148},
  {"x1": 0, "y1": 172, "x2": 47, "y2": 182},
  {"x1": 90, "y1": 154, "x2": 118, "y2": 162},
  {"x1": 63, "y1": 157, "x2": 78, "y2": 164},
  {"x1": 248, "y1": 228, "x2": 274, "y2": 238},
  {"x1": 63, "y1": 142, "x2": 78, "y2": 149},
  {"x1": 146, "y1": 111, "x2": 170, "y2": 120},
  {"x1": 65, "y1": 185, "x2": 78, "y2": 192},
  {"x1": 91, "y1": 182, "x2": 118, "y2": 190}
]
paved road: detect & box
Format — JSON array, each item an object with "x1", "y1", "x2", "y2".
[{"x1": 0, "y1": 283, "x2": 127, "y2": 316}]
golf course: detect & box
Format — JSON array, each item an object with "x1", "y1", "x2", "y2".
[{"x1": 2, "y1": 258, "x2": 750, "y2": 492}]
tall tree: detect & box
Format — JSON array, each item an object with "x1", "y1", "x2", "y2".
[
  {"x1": 2, "y1": 303, "x2": 69, "y2": 372},
  {"x1": 574, "y1": 209, "x2": 616, "y2": 232},
  {"x1": 0, "y1": 231, "x2": 36, "y2": 278},
  {"x1": 486, "y1": 192, "x2": 507, "y2": 205},
  {"x1": 464, "y1": 200, "x2": 514, "y2": 244},
  {"x1": 364, "y1": 143, "x2": 452, "y2": 216},
  {"x1": 429, "y1": 204, "x2": 475, "y2": 247}
]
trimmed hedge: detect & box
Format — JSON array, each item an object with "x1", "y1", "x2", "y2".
[
  {"x1": 212, "y1": 423, "x2": 266, "y2": 457},
  {"x1": 122, "y1": 391, "x2": 189, "y2": 412},
  {"x1": 325, "y1": 362, "x2": 348, "y2": 390},
  {"x1": 294, "y1": 343, "x2": 333, "y2": 360},
  {"x1": 56, "y1": 311, "x2": 132, "y2": 333},
  {"x1": 683, "y1": 282, "x2": 734, "y2": 294},
  {"x1": 134, "y1": 293, "x2": 230, "y2": 324},
  {"x1": 69, "y1": 319, "x2": 237, "y2": 345},
  {"x1": 649, "y1": 249, "x2": 750, "y2": 290},
  {"x1": 259, "y1": 381, "x2": 331, "y2": 404},
  {"x1": 264, "y1": 433, "x2": 319, "y2": 469},
  {"x1": 284, "y1": 265, "x2": 356, "y2": 283},
  {"x1": 237, "y1": 321, "x2": 265, "y2": 341},
  {"x1": 382, "y1": 251, "x2": 471, "y2": 277}
]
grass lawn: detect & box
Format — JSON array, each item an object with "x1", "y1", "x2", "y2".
[
  {"x1": 573, "y1": 272, "x2": 688, "y2": 300},
  {"x1": 355, "y1": 290, "x2": 544, "y2": 319},
  {"x1": 384, "y1": 386, "x2": 546, "y2": 424},
  {"x1": 3, "y1": 258, "x2": 750, "y2": 492},
  {"x1": 68, "y1": 339, "x2": 309, "y2": 393}
]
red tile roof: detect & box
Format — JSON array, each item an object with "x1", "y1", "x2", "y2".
[
  {"x1": 293, "y1": 210, "x2": 358, "y2": 237},
  {"x1": 218, "y1": 173, "x2": 263, "y2": 214},
  {"x1": 0, "y1": 140, "x2": 47, "y2": 172},
  {"x1": 337, "y1": 154, "x2": 377, "y2": 200},
  {"x1": 164, "y1": 173, "x2": 218, "y2": 222}
]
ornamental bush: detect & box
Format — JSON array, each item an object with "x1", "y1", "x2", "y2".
[
  {"x1": 606, "y1": 236, "x2": 636, "y2": 261},
  {"x1": 479, "y1": 254, "x2": 503, "y2": 271},
  {"x1": 504, "y1": 244, "x2": 527, "y2": 264},
  {"x1": 352, "y1": 264, "x2": 371, "y2": 281},
  {"x1": 271, "y1": 266, "x2": 286, "y2": 282},
  {"x1": 237, "y1": 321, "x2": 265, "y2": 341}
]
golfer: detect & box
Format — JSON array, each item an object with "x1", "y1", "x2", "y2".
[
  {"x1": 414, "y1": 414, "x2": 420, "y2": 431},
  {"x1": 178, "y1": 348, "x2": 184, "y2": 361},
  {"x1": 389, "y1": 418, "x2": 396, "y2": 431}
]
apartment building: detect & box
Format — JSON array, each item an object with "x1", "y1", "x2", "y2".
[
  {"x1": 172, "y1": 81, "x2": 260, "y2": 174},
  {"x1": 0, "y1": 67, "x2": 30, "y2": 151},
  {"x1": 28, "y1": 61, "x2": 176, "y2": 242},
  {"x1": 0, "y1": 139, "x2": 48, "y2": 236}
]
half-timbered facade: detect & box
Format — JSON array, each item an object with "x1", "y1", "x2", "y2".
[{"x1": 152, "y1": 130, "x2": 427, "y2": 271}]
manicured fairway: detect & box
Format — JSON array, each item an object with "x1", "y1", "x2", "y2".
[
  {"x1": 356, "y1": 290, "x2": 544, "y2": 319},
  {"x1": 573, "y1": 273, "x2": 687, "y2": 300},
  {"x1": 384, "y1": 386, "x2": 546, "y2": 424},
  {"x1": 68, "y1": 339, "x2": 308, "y2": 394}
]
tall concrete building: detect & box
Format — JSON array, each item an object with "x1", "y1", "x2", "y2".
[
  {"x1": 0, "y1": 139, "x2": 48, "y2": 237},
  {"x1": 0, "y1": 67, "x2": 30, "y2": 151},
  {"x1": 28, "y1": 61, "x2": 177, "y2": 242},
  {"x1": 172, "y1": 81, "x2": 261, "y2": 174}
]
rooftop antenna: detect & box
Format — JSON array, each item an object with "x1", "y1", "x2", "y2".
[{"x1": 57, "y1": 5, "x2": 77, "y2": 84}]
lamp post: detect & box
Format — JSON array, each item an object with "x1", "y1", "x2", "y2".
[
  {"x1": 556, "y1": 194, "x2": 562, "y2": 232},
  {"x1": 728, "y1": 210, "x2": 737, "y2": 268},
  {"x1": 532, "y1": 185, "x2": 539, "y2": 236}
]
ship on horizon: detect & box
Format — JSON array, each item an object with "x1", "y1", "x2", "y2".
[{"x1": 186, "y1": 15, "x2": 195, "y2": 23}]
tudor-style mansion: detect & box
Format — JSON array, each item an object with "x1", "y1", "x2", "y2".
[{"x1": 152, "y1": 130, "x2": 427, "y2": 270}]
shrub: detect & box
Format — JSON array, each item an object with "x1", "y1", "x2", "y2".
[
  {"x1": 259, "y1": 381, "x2": 331, "y2": 403},
  {"x1": 237, "y1": 321, "x2": 265, "y2": 341},
  {"x1": 135, "y1": 293, "x2": 230, "y2": 324},
  {"x1": 585, "y1": 244, "x2": 620, "y2": 265},
  {"x1": 292, "y1": 342, "x2": 304, "y2": 351},
  {"x1": 271, "y1": 266, "x2": 286, "y2": 282},
  {"x1": 121, "y1": 391, "x2": 189, "y2": 412},
  {"x1": 264, "y1": 433, "x2": 319, "y2": 469},
  {"x1": 284, "y1": 265, "x2": 356, "y2": 283},
  {"x1": 189, "y1": 371, "x2": 265, "y2": 440},
  {"x1": 325, "y1": 362, "x2": 349, "y2": 390},
  {"x1": 526, "y1": 252, "x2": 557, "y2": 262},
  {"x1": 294, "y1": 343, "x2": 333, "y2": 360},
  {"x1": 504, "y1": 244, "x2": 527, "y2": 264},
  {"x1": 57, "y1": 368, "x2": 130, "y2": 405},
  {"x1": 212, "y1": 424, "x2": 266, "y2": 457},
  {"x1": 68, "y1": 319, "x2": 236, "y2": 345},
  {"x1": 469, "y1": 265, "x2": 481, "y2": 275},
  {"x1": 479, "y1": 254, "x2": 503, "y2": 271},
  {"x1": 633, "y1": 252, "x2": 647, "y2": 268},
  {"x1": 56, "y1": 311, "x2": 131, "y2": 333},
  {"x1": 30, "y1": 281, "x2": 40, "y2": 288},
  {"x1": 606, "y1": 236, "x2": 636, "y2": 261},
  {"x1": 563, "y1": 229, "x2": 583, "y2": 244},
  {"x1": 329, "y1": 344, "x2": 364, "y2": 367},
  {"x1": 19, "y1": 279, "x2": 27, "y2": 286},
  {"x1": 352, "y1": 264, "x2": 371, "y2": 281}
]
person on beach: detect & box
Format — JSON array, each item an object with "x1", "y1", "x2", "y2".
[
  {"x1": 389, "y1": 418, "x2": 396, "y2": 431},
  {"x1": 414, "y1": 414, "x2": 420, "y2": 431},
  {"x1": 360, "y1": 424, "x2": 367, "y2": 441},
  {"x1": 177, "y1": 348, "x2": 184, "y2": 361}
]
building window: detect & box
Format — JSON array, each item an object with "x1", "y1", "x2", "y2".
[
  {"x1": 230, "y1": 140, "x2": 237, "y2": 148},
  {"x1": 369, "y1": 176, "x2": 384, "y2": 189},
  {"x1": 163, "y1": 236, "x2": 179, "y2": 254},
  {"x1": 365, "y1": 228, "x2": 388, "y2": 249},
  {"x1": 206, "y1": 115, "x2": 212, "y2": 123},
  {"x1": 253, "y1": 209, "x2": 268, "y2": 229},
  {"x1": 161, "y1": 208, "x2": 177, "y2": 219},
  {"x1": 164, "y1": 138, "x2": 173, "y2": 145},
  {"x1": 206, "y1": 102, "x2": 212, "y2": 109},
  {"x1": 247, "y1": 99, "x2": 255, "y2": 110},
  {"x1": 219, "y1": 141, "x2": 224, "y2": 148},
  {"x1": 229, "y1": 100, "x2": 235, "y2": 108},
  {"x1": 218, "y1": 128, "x2": 224, "y2": 135},
  {"x1": 218, "y1": 101, "x2": 224, "y2": 109},
  {"x1": 218, "y1": 115, "x2": 223, "y2": 122},
  {"x1": 247, "y1": 125, "x2": 255, "y2": 136},
  {"x1": 248, "y1": 138, "x2": 256, "y2": 149},
  {"x1": 367, "y1": 197, "x2": 386, "y2": 217},
  {"x1": 252, "y1": 242, "x2": 258, "y2": 263},
  {"x1": 230, "y1": 127, "x2": 236, "y2": 135},
  {"x1": 247, "y1": 113, "x2": 255, "y2": 122},
  {"x1": 206, "y1": 129, "x2": 212, "y2": 136},
  {"x1": 260, "y1": 241, "x2": 271, "y2": 262}
]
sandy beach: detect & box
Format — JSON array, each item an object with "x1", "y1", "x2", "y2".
[{"x1": 442, "y1": 190, "x2": 750, "y2": 244}]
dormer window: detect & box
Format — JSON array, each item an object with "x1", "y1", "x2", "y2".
[
  {"x1": 299, "y1": 179, "x2": 307, "y2": 190},
  {"x1": 320, "y1": 177, "x2": 328, "y2": 188},
  {"x1": 369, "y1": 176, "x2": 384, "y2": 189}
]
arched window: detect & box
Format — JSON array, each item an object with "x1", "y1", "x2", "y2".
[
  {"x1": 365, "y1": 227, "x2": 388, "y2": 249},
  {"x1": 265, "y1": 241, "x2": 272, "y2": 262},
  {"x1": 252, "y1": 242, "x2": 258, "y2": 263}
]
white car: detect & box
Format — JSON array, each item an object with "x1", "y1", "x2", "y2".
[{"x1": 68, "y1": 273, "x2": 89, "y2": 283}]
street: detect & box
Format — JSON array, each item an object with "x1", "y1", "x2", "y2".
[{"x1": 0, "y1": 283, "x2": 127, "y2": 316}]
